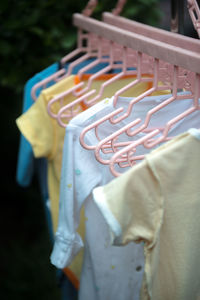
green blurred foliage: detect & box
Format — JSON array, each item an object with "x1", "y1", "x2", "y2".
[{"x1": 0, "y1": 0, "x2": 161, "y2": 94}]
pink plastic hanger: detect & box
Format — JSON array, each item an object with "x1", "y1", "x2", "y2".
[
  {"x1": 78, "y1": 7, "x2": 200, "y2": 150},
  {"x1": 93, "y1": 65, "x2": 196, "y2": 165},
  {"x1": 77, "y1": 2, "x2": 200, "y2": 166},
  {"x1": 31, "y1": 0, "x2": 200, "y2": 102},
  {"x1": 92, "y1": 3, "x2": 200, "y2": 171},
  {"x1": 45, "y1": 1, "x2": 134, "y2": 124},
  {"x1": 69, "y1": 41, "x2": 130, "y2": 98},
  {"x1": 31, "y1": 0, "x2": 129, "y2": 102},
  {"x1": 79, "y1": 0, "x2": 200, "y2": 150},
  {"x1": 30, "y1": 0, "x2": 100, "y2": 101},
  {"x1": 31, "y1": 31, "x2": 100, "y2": 101},
  {"x1": 55, "y1": 0, "x2": 185, "y2": 126},
  {"x1": 31, "y1": 0, "x2": 158, "y2": 103},
  {"x1": 50, "y1": 0, "x2": 153, "y2": 126},
  {"x1": 54, "y1": 47, "x2": 144, "y2": 127},
  {"x1": 73, "y1": 37, "x2": 112, "y2": 83},
  {"x1": 55, "y1": 47, "x2": 164, "y2": 127},
  {"x1": 48, "y1": 42, "x2": 138, "y2": 120},
  {"x1": 47, "y1": 1, "x2": 199, "y2": 133},
  {"x1": 108, "y1": 72, "x2": 200, "y2": 177},
  {"x1": 46, "y1": 35, "x2": 118, "y2": 120},
  {"x1": 79, "y1": 55, "x2": 181, "y2": 151}
]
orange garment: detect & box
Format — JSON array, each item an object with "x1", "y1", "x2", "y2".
[{"x1": 74, "y1": 73, "x2": 154, "y2": 112}]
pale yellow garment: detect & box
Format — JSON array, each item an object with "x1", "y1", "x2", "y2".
[
  {"x1": 93, "y1": 130, "x2": 200, "y2": 300},
  {"x1": 16, "y1": 75, "x2": 85, "y2": 286},
  {"x1": 16, "y1": 74, "x2": 169, "y2": 285}
]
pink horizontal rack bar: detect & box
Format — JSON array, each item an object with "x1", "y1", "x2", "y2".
[
  {"x1": 73, "y1": 13, "x2": 200, "y2": 74},
  {"x1": 102, "y1": 12, "x2": 200, "y2": 52}
]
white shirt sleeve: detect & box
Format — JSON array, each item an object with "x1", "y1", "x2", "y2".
[
  {"x1": 50, "y1": 97, "x2": 123, "y2": 269},
  {"x1": 50, "y1": 123, "x2": 103, "y2": 268}
]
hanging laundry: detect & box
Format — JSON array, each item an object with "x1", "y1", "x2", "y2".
[
  {"x1": 15, "y1": 1, "x2": 200, "y2": 299},
  {"x1": 51, "y1": 90, "x2": 200, "y2": 300},
  {"x1": 16, "y1": 72, "x2": 151, "y2": 288},
  {"x1": 93, "y1": 128, "x2": 200, "y2": 300}
]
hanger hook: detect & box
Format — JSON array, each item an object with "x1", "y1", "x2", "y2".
[
  {"x1": 112, "y1": 0, "x2": 127, "y2": 16},
  {"x1": 82, "y1": 0, "x2": 98, "y2": 17}
]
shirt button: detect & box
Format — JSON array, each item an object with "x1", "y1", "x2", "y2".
[
  {"x1": 136, "y1": 265, "x2": 142, "y2": 272},
  {"x1": 75, "y1": 169, "x2": 81, "y2": 175}
]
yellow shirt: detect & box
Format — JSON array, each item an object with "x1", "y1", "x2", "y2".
[
  {"x1": 16, "y1": 75, "x2": 85, "y2": 287},
  {"x1": 93, "y1": 129, "x2": 200, "y2": 300},
  {"x1": 16, "y1": 73, "x2": 169, "y2": 287}
]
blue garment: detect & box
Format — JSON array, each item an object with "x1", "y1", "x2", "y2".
[
  {"x1": 72, "y1": 58, "x2": 108, "y2": 74},
  {"x1": 16, "y1": 63, "x2": 59, "y2": 187}
]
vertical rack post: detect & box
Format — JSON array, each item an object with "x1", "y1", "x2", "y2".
[{"x1": 171, "y1": 0, "x2": 185, "y2": 34}]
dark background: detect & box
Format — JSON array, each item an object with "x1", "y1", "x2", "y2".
[{"x1": 0, "y1": 0, "x2": 198, "y2": 299}]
